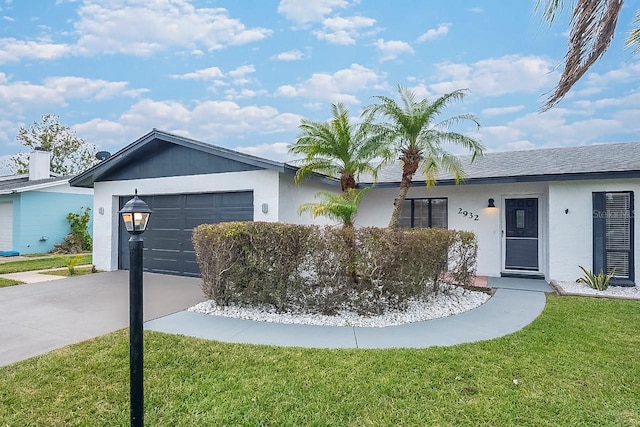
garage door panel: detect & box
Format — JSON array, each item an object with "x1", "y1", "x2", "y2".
[
  {"x1": 148, "y1": 237, "x2": 181, "y2": 250},
  {"x1": 221, "y1": 192, "x2": 253, "y2": 205},
  {"x1": 184, "y1": 193, "x2": 215, "y2": 208},
  {"x1": 119, "y1": 191, "x2": 253, "y2": 276},
  {"x1": 151, "y1": 195, "x2": 181, "y2": 208}
]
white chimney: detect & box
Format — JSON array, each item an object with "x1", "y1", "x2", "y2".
[{"x1": 29, "y1": 149, "x2": 51, "y2": 181}]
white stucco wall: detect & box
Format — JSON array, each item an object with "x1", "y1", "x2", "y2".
[
  {"x1": 278, "y1": 173, "x2": 340, "y2": 226},
  {"x1": 358, "y1": 182, "x2": 549, "y2": 278},
  {"x1": 548, "y1": 178, "x2": 640, "y2": 282},
  {"x1": 37, "y1": 183, "x2": 93, "y2": 195},
  {"x1": 92, "y1": 169, "x2": 281, "y2": 271}
]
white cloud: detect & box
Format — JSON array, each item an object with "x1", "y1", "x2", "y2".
[
  {"x1": 43, "y1": 76, "x2": 135, "y2": 100},
  {"x1": 0, "y1": 37, "x2": 70, "y2": 64},
  {"x1": 224, "y1": 88, "x2": 268, "y2": 100},
  {"x1": 0, "y1": 78, "x2": 65, "y2": 113},
  {"x1": 574, "y1": 61, "x2": 640, "y2": 97},
  {"x1": 430, "y1": 55, "x2": 557, "y2": 97},
  {"x1": 169, "y1": 67, "x2": 224, "y2": 80},
  {"x1": 408, "y1": 83, "x2": 433, "y2": 100},
  {"x1": 274, "y1": 49, "x2": 305, "y2": 61},
  {"x1": 276, "y1": 64, "x2": 382, "y2": 103},
  {"x1": 73, "y1": 118, "x2": 126, "y2": 137},
  {"x1": 229, "y1": 65, "x2": 256, "y2": 78},
  {"x1": 277, "y1": 0, "x2": 348, "y2": 23},
  {"x1": 73, "y1": 1, "x2": 272, "y2": 56},
  {"x1": 374, "y1": 38, "x2": 414, "y2": 62},
  {"x1": 416, "y1": 23, "x2": 450, "y2": 43},
  {"x1": 69, "y1": 97, "x2": 304, "y2": 155},
  {"x1": 481, "y1": 105, "x2": 526, "y2": 117},
  {"x1": 314, "y1": 15, "x2": 376, "y2": 45},
  {"x1": 0, "y1": 73, "x2": 144, "y2": 118},
  {"x1": 236, "y1": 142, "x2": 295, "y2": 162}
]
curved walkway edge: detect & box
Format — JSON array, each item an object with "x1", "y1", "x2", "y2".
[{"x1": 145, "y1": 280, "x2": 552, "y2": 349}]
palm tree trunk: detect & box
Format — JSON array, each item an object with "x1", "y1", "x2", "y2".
[
  {"x1": 388, "y1": 183, "x2": 411, "y2": 228},
  {"x1": 388, "y1": 161, "x2": 419, "y2": 228}
]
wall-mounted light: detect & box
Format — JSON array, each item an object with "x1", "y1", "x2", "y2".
[
  {"x1": 261, "y1": 203, "x2": 269, "y2": 214},
  {"x1": 487, "y1": 198, "x2": 496, "y2": 208},
  {"x1": 565, "y1": 208, "x2": 569, "y2": 214}
]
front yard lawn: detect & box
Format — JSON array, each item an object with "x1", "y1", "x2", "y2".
[
  {"x1": 0, "y1": 254, "x2": 92, "y2": 274},
  {"x1": 1, "y1": 295, "x2": 638, "y2": 426},
  {"x1": 0, "y1": 277, "x2": 23, "y2": 288},
  {"x1": 41, "y1": 266, "x2": 96, "y2": 277}
]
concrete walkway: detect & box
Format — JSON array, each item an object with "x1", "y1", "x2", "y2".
[
  {"x1": 0, "y1": 265, "x2": 94, "y2": 283},
  {"x1": 146, "y1": 277, "x2": 554, "y2": 349},
  {"x1": 0, "y1": 271, "x2": 206, "y2": 367}
]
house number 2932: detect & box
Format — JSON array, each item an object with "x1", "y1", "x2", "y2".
[{"x1": 458, "y1": 208, "x2": 479, "y2": 221}]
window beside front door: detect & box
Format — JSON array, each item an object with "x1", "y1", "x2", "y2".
[
  {"x1": 593, "y1": 191, "x2": 634, "y2": 285},
  {"x1": 398, "y1": 198, "x2": 448, "y2": 229}
]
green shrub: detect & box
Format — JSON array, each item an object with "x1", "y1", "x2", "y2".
[
  {"x1": 576, "y1": 265, "x2": 615, "y2": 290},
  {"x1": 192, "y1": 222, "x2": 478, "y2": 315},
  {"x1": 66, "y1": 207, "x2": 92, "y2": 251}
]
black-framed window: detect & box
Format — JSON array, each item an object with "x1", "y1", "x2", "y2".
[
  {"x1": 399, "y1": 198, "x2": 448, "y2": 229},
  {"x1": 593, "y1": 191, "x2": 634, "y2": 285}
]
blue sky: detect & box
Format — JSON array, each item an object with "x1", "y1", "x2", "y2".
[{"x1": 1, "y1": 0, "x2": 639, "y2": 174}]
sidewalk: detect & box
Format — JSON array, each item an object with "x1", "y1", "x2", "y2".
[
  {"x1": 0, "y1": 265, "x2": 94, "y2": 283},
  {"x1": 146, "y1": 277, "x2": 554, "y2": 349}
]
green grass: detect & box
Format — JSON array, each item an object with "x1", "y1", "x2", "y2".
[
  {"x1": 0, "y1": 277, "x2": 23, "y2": 288},
  {"x1": 1, "y1": 296, "x2": 639, "y2": 426},
  {"x1": 41, "y1": 266, "x2": 96, "y2": 277},
  {"x1": 0, "y1": 254, "x2": 92, "y2": 274}
]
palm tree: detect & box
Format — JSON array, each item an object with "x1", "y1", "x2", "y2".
[
  {"x1": 363, "y1": 85, "x2": 484, "y2": 229},
  {"x1": 298, "y1": 188, "x2": 369, "y2": 229},
  {"x1": 536, "y1": 0, "x2": 640, "y2": 111},
  {"x1": 289, "y1": 102, "x2": 389, "y2": 192}
]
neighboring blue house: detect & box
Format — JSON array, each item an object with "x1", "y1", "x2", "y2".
[{"x1": 0, "y1": 149, "x2": 93, "y2": 255}]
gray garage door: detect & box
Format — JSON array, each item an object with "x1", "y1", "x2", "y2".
[{"x1": 118, "y1": 191, "x2": 253, "y2": 277}]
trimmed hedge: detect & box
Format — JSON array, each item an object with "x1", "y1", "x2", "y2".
[{"x1": 193, "y1": 222, "x2": 477, "y2": 315}]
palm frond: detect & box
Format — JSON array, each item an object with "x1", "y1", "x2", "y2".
[
  {"x1": 290, "y1": 102, "x2": 390, "y2": 190},
  {"x1": 628, "y1": 9, "x2": 640, "y2": 54},
  {"x1": 535, "y1": 0, "x2": 566, "y2": 24},
  {"x1": 298, "y1": 188, "x2": 370, "y2": 227},
  {"x1": 541, "y1": 0, "x2": 624, "y2": 111}
]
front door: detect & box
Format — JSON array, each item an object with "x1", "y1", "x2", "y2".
[{"x1": 504, "y1": 198, "x2": 539, "y2": 271}]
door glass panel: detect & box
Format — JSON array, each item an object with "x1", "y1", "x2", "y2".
[{"x1": 516, "y1": 210, "x2": 525, "y2": 228}]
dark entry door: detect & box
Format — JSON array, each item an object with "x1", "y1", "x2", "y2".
[
  {"x1": 505, "y1": 198, "x2": 539, "y2": 271},
  {"x1": 118, "y1": 191, "x2": 253, "y2": 277}
]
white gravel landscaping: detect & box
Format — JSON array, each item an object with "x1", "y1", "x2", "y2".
[
  {"x1": 189, "y1": 284, "x2": 491, "y2": 328},
  {"x1": 553, "y1": 281, "x2": 640, "y2": 299}
]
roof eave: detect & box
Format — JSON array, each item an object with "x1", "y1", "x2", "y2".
[
  {"x1": 359, "y1": 170, "x2": 640, "y2": 188},
  {"x1": 70, "y1": 129, "x2": 289, "y2": 188}
]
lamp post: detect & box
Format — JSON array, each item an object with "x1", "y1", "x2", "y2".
[{"x1": 119, "y1": 189, "x2": 152, "y2": 427}]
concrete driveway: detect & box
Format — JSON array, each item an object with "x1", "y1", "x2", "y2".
[{"x1": 0, "y1": 271, "x2": 207, "y2": 367}]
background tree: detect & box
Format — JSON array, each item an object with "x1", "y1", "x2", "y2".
[
  {"x1": 288, "y1": 102, "x2": 390, "y2": 192},
  {"x1": 363, "y1": 85, "x2": 484, "y2": 229},
  {"x1": 536, "y1": 0, "x2": 640, "y2": 110},
  {"x1": 8, "y1": 114, "x2": 97, "y2": 175}
]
